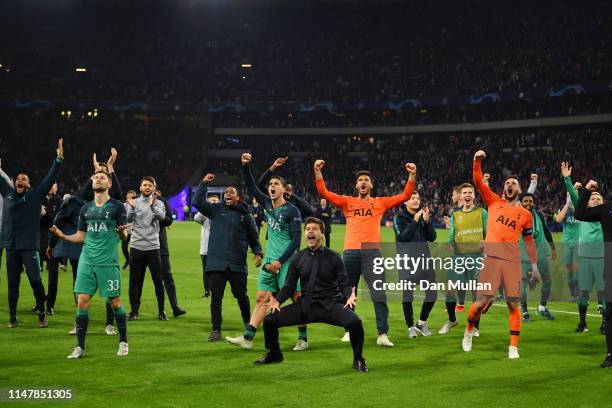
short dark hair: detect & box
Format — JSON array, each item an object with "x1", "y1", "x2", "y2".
[
  {"x1": 93, "y1": 170, "x2": 111, "y2": 181},
  {"x1": 520, "y1": 192, "x2": 535, "y2": 201},
  {"x1": 304, "y1": 216, "x2": 325, "y2": 234},
  {"x1": 356, "y1": 170, "x2": 372, "y2": 181},
  {"x1": 140, "y1": 176, "x2": 156, "y2": 187},
  {"x1": 503, "y1": 175, "x2": 520, "y2": 184},
  {"x1": 268, "y1": 175, "x2": 287, "y2": 188}
]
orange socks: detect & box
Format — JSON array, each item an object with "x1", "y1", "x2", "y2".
[
  {"x1": 466, "y1": 303, "x2": 482, "y2": 331},
  {"x1": 509, "y1": 307, "x2": 521, "y2": 347}
]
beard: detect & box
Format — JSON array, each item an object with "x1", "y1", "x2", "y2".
[{"x1": 93, "y1": 187, "x2": 108, "y2": 193}]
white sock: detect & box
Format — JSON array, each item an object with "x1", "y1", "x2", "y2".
[
  {"x1": 538, "y1": 305, "x2": 546, "y2": 312},
  {"x1": 418, "y1": 320, "x2": 426, "y2": 326}
]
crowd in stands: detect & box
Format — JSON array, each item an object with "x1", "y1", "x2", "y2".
[
  {"x1": 0, "y1": 111, "x2": 201, "y2": 197},
  {"x1": 0, "y1": 0, "x2": 609, "y2": 103}
]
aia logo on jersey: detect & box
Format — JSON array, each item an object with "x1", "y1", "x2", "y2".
[
  {"x1": 495, "y1": 214, "x2": 517, "y2": 230},
  {"x1": 87, "y1": 222, "x2": 109, "y2": 232},
  {"x1": 353, "y1": 208, "x2": 373, "y2": 217},
  {"x1": 267, "y1": 217, "x2": 281, "y2": 232}
]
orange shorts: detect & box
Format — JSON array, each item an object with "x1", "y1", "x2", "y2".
[{"x1": 477, "y1": 255, "x2": 521, "y2": 298}]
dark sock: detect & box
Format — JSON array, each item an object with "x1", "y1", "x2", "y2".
[
  {"x1": 420, "y1": 301, "x2": 435, "y2": 322},
  {"x1": 244, "y1": 324, "x2": 257, "y2": 341},
  {"x1": 402, "y1": 302, "x2": 414, "y2": 327},
  {"x1": 578, "y1": 301, "x2": 588, "y2": 324},
  {"x1": 446, "y1": 301, "x2": 457, "y2": 322},
  {"x1": 105, "y1": 302, "x2": 115, "y2": 326},
  {"x1": 76, "y1": 309, "x2": 89, "y2": 349},
  {"x1": 114, "y1": 305, "x2": 127, "y2": 343},
  {"x1": 457, "y1": 290, "x2": 466, "y2": 305},
  {"x1": 298, "y1": 326, "x2": 307, "y2": 341},
  {"x1": 521, "y1": 302, "x2": 528, "y2": 314},
  {"x1": 475, "y1": 318, "x2": 480, "y2": 329}
]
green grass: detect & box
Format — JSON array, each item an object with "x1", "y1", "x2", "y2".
[{"x1": 0, "y1": 223, "x2": 609, "y2": 408}]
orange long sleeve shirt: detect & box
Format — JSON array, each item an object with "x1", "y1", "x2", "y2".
[
  {"x1": 473, "y1": 160, "x2": 537, "y2": 263},
  {"x1": 316, "y1": 177, "x2": 415, "y2": 250}
]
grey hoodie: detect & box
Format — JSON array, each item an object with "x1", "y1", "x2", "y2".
[{"x1": 127, "y1": 194, "x2": 166, "y2": 251}]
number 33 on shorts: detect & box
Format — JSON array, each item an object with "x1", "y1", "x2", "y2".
[{"x1": 107, "y1": 280, "x2": 119, "y2": 291}]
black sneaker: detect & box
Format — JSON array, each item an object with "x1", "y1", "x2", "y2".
[
  {"x1": 353, "y1": 358, "x2": 369, "y2": 373},
  {"x1": 203, "y1": 291, "x2": 210, "y2": 298},
  {"x1": 254, "y1": 351, "x2": 284, "y2": 365},
  {"x1": 122, "y1": 261, "x2": 129, "y2": 270},
  {"x1": 208, "y1": 330, "x2": 221, "y2": 342},
  {"x1": 600, "y1": 320, "x2": 606, "y2": 335},
  {"x1": 46, "y1": 307, "x2": 55, "y2": 316},
  {"x1": 32, "y1": 305, "x2": 42, "y2": 313},
  {"x1": 575, "y1": 322, "x2": 588, "y2": 333},
  {"x1": 128, "y1": 312, "x2": 139, "y2": 321},
  {"x1": 173, "y1": 309, "x2": 187, "y2": 318},
  {"x1": 600, "y1": 355, "x2": 612, "y2": 368},
  {"x1": 158, "y1": 311, "x2": 168, "y2": 321}
]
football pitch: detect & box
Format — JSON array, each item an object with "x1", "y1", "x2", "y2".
[{"x1": 0, "y1": 223, "x2": 609, "y2": 407}]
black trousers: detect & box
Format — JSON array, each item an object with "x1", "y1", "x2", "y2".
[
  {"x1": 121, "y1": 235, "x2": 131, "y2": 265},
  {"x1": 160, "y1": 254, "x2": 181, "y2": 312},
  {"x1": 6, "y1": 250, "x2": 46, "y2": 318},
  {"x1": 324, "y1": 232, "x2": 331, "y2": 248},
  {"x1": 201, "y1": 255, "x2": 209, "y2": 293},
  {"x1": 46, "y1": 257, "x2": 79, "y2": 309},
  {"x1": 208, "y1": 270, "x2": 250, "y2": 331},
  {"x1": 129, "y1": 248, "x2": 165, "y2": 313},
  {"x1": 264, "y1": 302, "x2": 364, "y2": 359}
]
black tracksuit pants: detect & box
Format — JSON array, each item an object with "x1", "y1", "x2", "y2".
[
  {"x1": 129, "y1": 248, "x2": 165, "y2": 314},
  {"x1": 208, "y1": 269, "x2": 250, "y2": 331},
  {"x1": 6, "y1": 250, "x2": 46, "y2": 319},
  {"x1": 46, "y1": 257, "x2": 79, "y2": 309},
  {"x1": 264, "y1": 301, "x2": 364, "y2": 359}
]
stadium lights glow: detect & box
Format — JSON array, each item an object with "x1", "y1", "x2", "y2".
[
  {"x1": 241, "y1": 64, "x2": 252, "y2": 68},
  {"x1": 242, "y1": 76, "x2": 246, "y2": 79},
  {"x1": 75, "y1": 67, "x2": 87, "y2": 72}
]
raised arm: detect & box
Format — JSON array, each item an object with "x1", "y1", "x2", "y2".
[
  {"x1": 473, "y1": 150, "x2": 499, "y2": 207},
  {"x1": 575, "y1": 181, "x2": 606, "y2": 222},
  {"x1": 289, "y1": 194, "x2": 315, "y2": 218},
  {"x1": 0, "y1": 160, "x2": 13, "y2": 196},
  {"x1": 381, "y1": 163, "x2": 417, "y2": 209},
  {"x1": 527, "y1": 174, "x2": 538, "y2": 194},
  {"x1": 191, "y1": 174, "x2": 220, "y2": 219},
  {"x1": 314, "y1": 159, "x2": 348, "y2": 209},
  {"x1": 555, "y1": 196, "x2": 571, "y2": 224},
  {"x1": 257, "y1": 157, "x2": 288, "y2": 193},
  {"x1": 35, "y1": 139, "x2": 64, "y2": 199},
  {"x1": 242, "y1": 154, "x2": 272, "y2": 208}
]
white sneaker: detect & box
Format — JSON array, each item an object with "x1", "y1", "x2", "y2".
[
  {"x1": 376, "y1": 334, "x2": 394, "y2": 347},
  {"x1": 293, "y1": 339, "x2": 308, "y2": 351},
  {"x1": 473, "y1": 327, "x2": 480, "y2": 337},
  {"x1": 105, "y1": 324, "x2": 116, "y2": 336},
  {"x1": 415, "y1": 321, "x2": 432, "y2": 336},
  {"x1": 438, "y1": 320, "x2": 459, "y2": 335},
  {"x1": 408, "y1": 327, "x2": 419, "y2": 338},
  {"x1": 225, "y1": 335, "x2": 253, "y2": 350},
  {"x1": 67, "y1": 346, "x2": 85, "y2": 359},
  {"x1": 117, "y1": 341, "x2": 129, "y2": 356},
  {"x1": 462, "y1": 329, "x2": 474, "y2": 352},
  {"x1": 341, "y1": 332, "x2": 351, "y2": 342},
  {"x1": 508, "y1": 345, "x2": 519, "y2": 359},
  {"x1": 68, "y1": 325, "x2": 77, "y2": 335}
]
